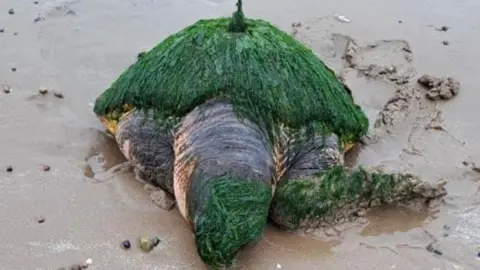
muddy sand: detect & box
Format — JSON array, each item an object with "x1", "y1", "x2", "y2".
[{"x1": 1, "y1": 0, "x2": 480, "y2": 269}]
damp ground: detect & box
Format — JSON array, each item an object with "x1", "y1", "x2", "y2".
[{"x1": 1, "y1": 0, "x2": 479, "y2": 269}]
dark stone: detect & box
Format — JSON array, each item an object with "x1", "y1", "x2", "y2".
[
  {"x1": 121, "y1": 240, "x2": 131, "y2": 249},
  {"x1": 137, "y1": 51, "x2": 146, "y2": 60},
  {"x1": 151, "y1": 236, "x2": 161, "y2": 247},
  {"x1": 53, "y1": 91, "x2": 64, "y2": 99},
  {"x1": 37, "y1": 216, "x2": 46, "y2": 223},
  {"x1": 69, "y1": 264, "x2": 82, "y2": 270}
]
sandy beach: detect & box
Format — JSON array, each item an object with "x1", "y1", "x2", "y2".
[{"x1": 1, "y1": 0, "x2": 479, "y2": 269}]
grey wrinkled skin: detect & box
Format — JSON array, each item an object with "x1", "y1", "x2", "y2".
[
  {"x1": 115, "y1": 110, "x2": 175, "y2": 195},
  {"x1": 174, "y1": 100, "x2": 276, "y2": 222},
  {"x1": 113, "y1": 102, "x2": 342, "y2": 196},
  {"x1": 281, "y1": 130, "x2": 343, "y2": 181}
]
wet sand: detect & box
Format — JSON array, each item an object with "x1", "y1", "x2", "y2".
[{"x1": 1, "y1": 0, "x2": 480, "y2": 269}]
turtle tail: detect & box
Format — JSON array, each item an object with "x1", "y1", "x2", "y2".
[{"x1": 173, "y1": 99, "x2": 274, "y2": 268}]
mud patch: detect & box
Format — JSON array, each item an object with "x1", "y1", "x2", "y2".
[
  {"x1": 345, "y1": 39, "x2": 413, "y2": 72},
  {"x1": 417, "y1": 74, "x2": 460, "y2": 101},
  {"x1": 373, "y1": 86, "x2": 421, "y2": 134}
]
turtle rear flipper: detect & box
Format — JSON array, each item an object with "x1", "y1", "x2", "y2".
[
  {"x1": 270, "y1": 131, "x2": 448, "y2": 230},
  {"x1": 174, "y1": 100, "x2": 274, "y2": 268}
]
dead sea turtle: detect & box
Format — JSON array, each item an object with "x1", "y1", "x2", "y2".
[{"x1": 93, "y1": 1, "x2": 447, "y2": 268}]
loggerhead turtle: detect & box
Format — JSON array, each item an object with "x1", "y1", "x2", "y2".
[{"x1": 93, "y1": 1, "x2": 447, "y2": 268}]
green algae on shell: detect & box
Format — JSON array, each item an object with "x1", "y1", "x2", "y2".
[{"x1": 93, "y1": 0, "x2": 368, "y2": 142}]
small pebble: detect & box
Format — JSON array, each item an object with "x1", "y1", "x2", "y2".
[
  {"x1": 53, "y1": 91, "x2": 64, "y2": 99},
  {"x1": 36, "y1": 215, "x2": 46, "y2": 223},
  {"x1": 398, "y1": 20, "x2": 403, "y2": 24},
  {"x1": 33, "y1": 15, "x2": 45, "y2": 23},
  {"x1": 477, "y1": 251, "x2": 480, "y2": 257},
  {"x1": 8, "y1": 8, "x2": 15, "y2": 15},
  {"x1": 355, "y1": 209, "x2": 366, "y2": 217},
  {"x1": 38, "y1": 87, "x2": 48, "y2": 94},
  {"x1": 69, "y1": 264, "x2": 82, "y2": 270},
  {"x1": 0, "y1": 28, "x2": 4, "y2": 33},
  {"x1": 151, "y1": 236, "x2": 161, "y2": 247},
  {"x1": 139, "y1": 237, "x2": 153, "y2": 252},
  {"x1": 41, "y1": 164, "x2": 51, "y2": 171},
  {"x1": 121, "y1": 240, "x2": 131, "y2": 249},
  {"x1": 442, "y1": 40, "x2": 449, "y2": 46},
  {"x1": 34, "y1": 1, "x2": 39, "y2": 4},
  {"x1": 426, "y1": 244, "x2": 443, "y2": 256},
  {"x1": 3, "y1": 84, "x2": 12, "y2": 94},
  {"x1": 291, "y1": 22, "x2": 302, "y2": 27},
  {"x1": 13, "y1": 32, "x2": 18, "y2": 36},
  {"x1": 440, "y1": 25, "x2": 449, "y2": 32},
  {"x1": 139, "y1": 236, "x2": 160, "y2": 252},
  {"x1": 137, "y1": 51, "x2": 146, "y2": 59},
  {"x1": 6, "y1": 165, "x2": 13, "y2": 172},
  {"x1": 11, "y1": 67, "x2": 16, "y2": 72},
  {"x1": 277, "y1": 263, "x2": 282, "y2": 269},
  {"x1": 82, "y1": 258, "x2": 92, "y2": 268}
]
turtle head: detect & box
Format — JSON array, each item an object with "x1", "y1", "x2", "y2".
[
  {"x1": 339, "y1": 131, "x2": 361, "y2": 155},
  {"x1": 96, "y1": 104, "x2": 134, "y2": 136},
  {"x1": 341, "y1": 140, "x2": 357, "y2": 154}
]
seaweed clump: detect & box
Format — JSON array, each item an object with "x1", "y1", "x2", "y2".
[
  {"x1": 93, "y1": 0, "x2": 368, "y2": 142},
  {"x1": 191, "y1": 177, "x2": 271, "y2": 268}
]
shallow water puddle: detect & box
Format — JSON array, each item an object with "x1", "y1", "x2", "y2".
[
  {"x1": 361, "y1": 205, "x2": 428, "y2": 237},
  {"x1": 83, "y1": 131, "x2": 128, "y2": 181}
]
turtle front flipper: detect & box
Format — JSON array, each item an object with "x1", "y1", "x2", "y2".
[
  {"x1": 115, "y1": 109, "x2": 176, "y2": 196},
  {"x1": 270, "y1": 130, "x2": 448, "y2": 230},
  {"x1": 174, "y1": 99, "x2": 274, "y2": 268}
]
